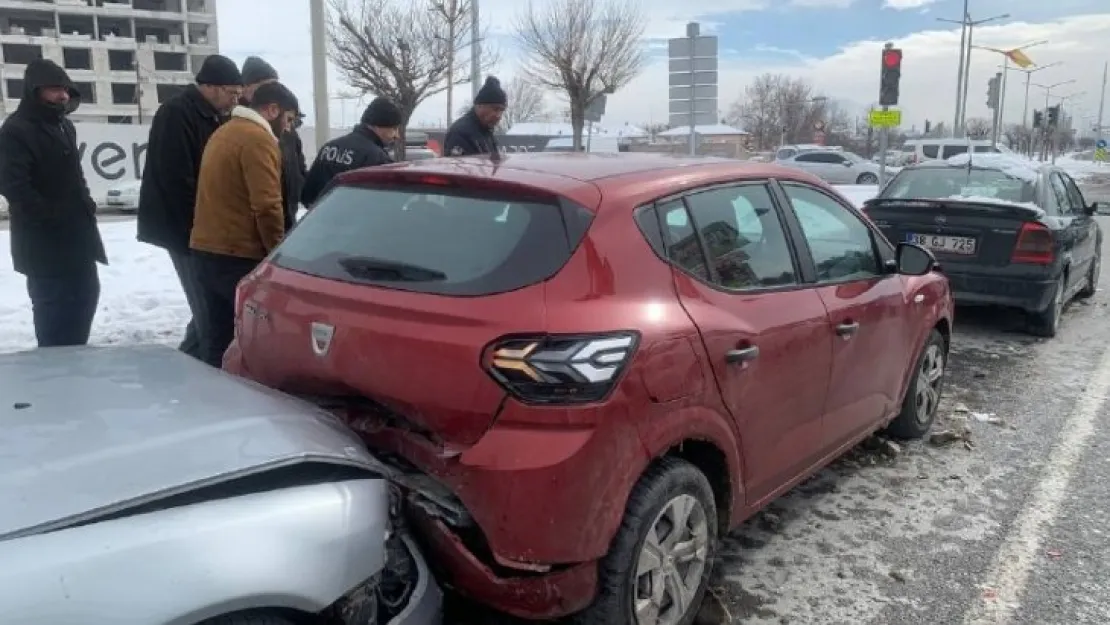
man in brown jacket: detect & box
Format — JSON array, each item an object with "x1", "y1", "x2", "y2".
[{"x1": 190, "y1": 81, "x2": 300, "y2": 366}]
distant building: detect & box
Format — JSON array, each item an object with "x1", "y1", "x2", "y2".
[{"x1": 0, "y1": 0, "x2": 220, "y2": 123}]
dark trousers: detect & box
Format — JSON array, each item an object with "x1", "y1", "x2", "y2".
[
  {"x1": 193, "y1": 251, "x2": 258, "y2": 368},
  {"x1": 168, "y1": 249, "x2": 205, "y2": 359},
  {"x1": 25, "y1": 263, "x2": 100, "y2": 348}
]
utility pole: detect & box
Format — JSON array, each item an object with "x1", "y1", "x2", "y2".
[
  {"x1": 310, "y1": 0, "x2": 330, "y2": 152},
  {"x1": 445, "y1": 0, "x2": 457, "y2": 124},
  {"x1": 133, "y1": 59, "x2": 143, "y2": 124},
  {"x1": 1098, "y1": 61, "x2": 1107, "y2": 140},
  {"x1": 940, "y1": 11, "x2": 1010, "y2": 136},
  {"x1": 954, "y1": 0, "x2": 968, "y2": 135},
  {"x1": 470, "y1": 0, "x2": 480, "y2": 101}
]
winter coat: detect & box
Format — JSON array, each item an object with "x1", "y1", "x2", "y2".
[
  {"x1": 443, "y1": 109, "x2": 500, "y2": 157},
  {"x1": 0, "y1": 59, "x2": 106, "y2": 277},
  {"x1": 190, "y1": 106, "x2": 285, "y2": 261},
  {"x1": 301, "y1": 125, "x2": 394, "y2": 207},
  {"x1": 280, "y1": 128, "x2": 306, "y2": 230},
  {"x1": 136, "y1": 84, "x2": 225, "y2": 254}
]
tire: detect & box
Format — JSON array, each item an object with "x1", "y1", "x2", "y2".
[
  {"x1": 1027, "y1": 273, "x2": 1066, "y2": 338},
  {"x1": 197, "y1": 614, "x2": 296, "y2": 625},
  {"x1": 857, "y1": 173, "x2": 879, "y2": 185},
  {"x1": 573, "y1": 457, "x2": 718, "y2": 625},
  {"x1": 1078, "y1": 250, "x2": 1100, "y2": 299},
  {"x1": 885, "y1": 329, "x2": 947, "y2": 440}
]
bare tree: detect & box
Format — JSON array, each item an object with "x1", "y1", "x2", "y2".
[
  {"x1": 726, "y1": 74, "x2": 837, "y2": 151},
  {"x1": 964, "y1": 118, "x2": 992, "y2": 139},
  {"x1": 515, "y1": 0, "x2": 647, "y2": 150},
  {"x1": 502, "y1": 75, "x2": 547, "y2": 130},
  {"x1": 326, "y1": 0, "x2": 496, "y2": 156}
]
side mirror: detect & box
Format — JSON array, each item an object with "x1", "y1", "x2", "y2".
[
  {"x1": 843, "y1": 160, "x2": 853, "y2": 166},
  {"x1": 896, "y1": 242, "x2": 937, "y2": 276},
  {"x1": 1094, "y1": 202, "x2": 1110, "y2": 216}
]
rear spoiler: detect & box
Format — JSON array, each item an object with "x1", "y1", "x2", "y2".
[{"x1": 863, "y1": 197, "x2": 1045, "y2": 222}]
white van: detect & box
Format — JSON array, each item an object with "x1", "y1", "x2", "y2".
[
  {"x1": 544, "y1": 136, "x2": 621, "y2": 154},
  {"x1": 900, "y1": 139, "x2": 1008, "y2": 165}
]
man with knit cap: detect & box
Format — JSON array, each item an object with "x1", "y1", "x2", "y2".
[
  {"x1": 137, "y1": 54, "x2": 242, "y2": 359},
  {"x1": 301, "y1": 96, "x2": 402, "y2": 207},
  {"x1": 443, "y1": 76, "x2": 505, "y2": 157},
  {"x1": 239, "y1": 56, "x2": 306, "y2": 232}
]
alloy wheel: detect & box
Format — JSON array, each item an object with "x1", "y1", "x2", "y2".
[
  {"x1": 859, "y1": 173, "x2": 878, "y2": 185},
  {"x1": 914, "y1": 343, "x2": 945, "y2": 425},
  {"x1": 633, "y1": 494, "x2": 710, "y2": 625},
  {"x1": 1091, "y1": 254, "x2": 1101, "y2": 292}
]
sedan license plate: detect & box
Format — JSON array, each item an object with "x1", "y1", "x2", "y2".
[{"x1": 907, "y1": 233, "x2": 976, "y2": 255}]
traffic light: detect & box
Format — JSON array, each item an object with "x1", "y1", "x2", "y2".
[
  {"x1": 879, "y1": 47, "x2": 902, "y2": 106},
  {"x1": 1033, "y1": 109, "x2": 1043, "y2": 128},
  {"x1": 986, "y1": 73, "x2": 1001, "y2": 109},
  {"x1": 1048, "y1": 105, "x2": 1060, "y2": 127}
]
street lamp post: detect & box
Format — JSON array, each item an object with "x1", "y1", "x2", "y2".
[
  {"x1": 310, "y1": 0, "x2": 330, "y2": 152},
  {"x1": 1031, "y1": 80, "x2": 1077, "y2": 162},
  {"x1": 470, "y1": 0, "x2": 480, "y2": 101},
  {"x1": 1004, "y1": 62, "x2": 1061, "y2": 129},
  {"x1": 937, "y1": 12, "x2": 1010, "y2": 136},
  {"x1": 972, "y1": 39, "x2": 1047, "y2": 146}
]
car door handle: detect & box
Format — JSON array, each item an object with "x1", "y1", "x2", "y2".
[
  {"x1": 836, "y1": 321, "x2": 860, "y2": 337},
  {"x1": 725, "y1": 346, "x2": 760, "y2": 364}
]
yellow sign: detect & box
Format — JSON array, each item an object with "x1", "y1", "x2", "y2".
[
  {"x1": 1096, "y1": 148, "x2": 1107, "y2": 162},
  {"x1": 1005, "y1": 48, "x2": 1034, "y2": 69},
  {"x1": 869, "y1": 109, "x2": 902, "y2": 128}
]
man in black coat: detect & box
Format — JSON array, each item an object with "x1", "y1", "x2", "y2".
[
  {"x1": 240, "y1": 56, "x2": 306, "y2": 231},
  {"x1": 301, "y1": 97, "x2": 402, "y2": 207},
  {"x1": 443, "y1": 76, "x2": 506, "y2": 157},
  {"x1": 0, "y1": 59, "x2": 106, "y2": 347},
  {"x1": 136, "y1": 54, "x2": 242, "y2": 358}
]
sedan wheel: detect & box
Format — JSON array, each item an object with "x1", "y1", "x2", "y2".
[
  {"x1": 634, "y1": 495, "x2": 711, "y2": 625},
  {"x1": 914, "y1": 343, "x2": 945, "y2": 426},
  {"x1": 857, "y1": 173, "x2": 879, "y2": 185}
]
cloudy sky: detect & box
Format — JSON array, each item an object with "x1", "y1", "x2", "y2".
[{"x1": 216, "y1": 0, "x2": 1109, "y2": 133}]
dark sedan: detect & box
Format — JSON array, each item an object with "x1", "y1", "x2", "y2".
[{"x1": 863, "y1": 157, "x2": 1103, "y2": 337}]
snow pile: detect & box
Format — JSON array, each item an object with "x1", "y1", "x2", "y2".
[
  {"x1": 1056, "y1": 156, "x2": 1107, "y2": 180},
  {"x1": 944, "y1": 152, "x2": 1040, "y2": 182},
  {"x1": 0, "y1": 220, "x2": 188, "y2": 354},
  {"x1": 832, "y1": 185, "x2": 878, "y2": 208}
]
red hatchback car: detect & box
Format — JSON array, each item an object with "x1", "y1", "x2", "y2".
[{"x1": 225, "y1": 153, "x2": 954, "y2": 624}]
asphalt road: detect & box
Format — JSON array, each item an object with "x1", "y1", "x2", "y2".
[{"x1": 448, "y1": 217, "x2": 1110, "y2": 625}]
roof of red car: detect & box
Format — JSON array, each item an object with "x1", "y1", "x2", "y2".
[{"x1": 342, "y1": 152, "x2": 822, "y2": 188}]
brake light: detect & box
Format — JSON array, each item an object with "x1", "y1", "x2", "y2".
[
  {"x1": 484, "y1": 332, "x2": 639, "y2": 404},
  {"x1": 412, "y1": 174, "x2": 453, "y2": 186},
  {"x1": 1011, "y1": 222, "x2": 1054, "y2": 264}
]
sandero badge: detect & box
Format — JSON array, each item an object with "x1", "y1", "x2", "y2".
[
  {"x1": 311, "y1": 322, "x2": 335, "y2": 356},
  {"x1": 484, "y1": 332, "x2": 639, "y2": 404}
]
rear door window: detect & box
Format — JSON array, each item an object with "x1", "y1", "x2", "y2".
[
  {"x1": 942, "y1": 144, "x2": 968, "y2": 158},
  {"x1": 921, "y1": 145, "x2": 939, "y2": 158},
  {"x1": 271, "y1": 184, "x2": 590, "y2": 296}
]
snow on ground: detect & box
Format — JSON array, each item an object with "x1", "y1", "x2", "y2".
[
  {"x1": 832, "y1": 184, "x2": 878, "y2": 208},
  {"x1": 0, "y1": 191, "x2": 886, "y2": 354},
  {"x1": 1056, "y1": 155, "x2": 1108, "y2": 181},
  {"x1": 0, "y1": 219, "x2": 188, "y2": 354}
]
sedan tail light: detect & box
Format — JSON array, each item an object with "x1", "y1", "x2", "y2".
[
  {"x1": 483, "y1": 332, "x2": 639, "y2": 404},
  {"x1": 1011, "y1": 222, "x2": 1054, "y2": 265}
]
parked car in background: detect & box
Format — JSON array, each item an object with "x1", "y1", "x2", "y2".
[
  {"x1": 774, "y1": 143, "x2": 842, "y2": 160},
  {"x1": 403, "y1": 147, "x2": 437, "y2": 162},
  {"x1": 225, "y1": 153, "x2": 953, "y2": 624},
  {"x1": 900, "y1": 139, "x2": 1008, "y2": 165},
  {"x1": 102, "y1": 179, "x2": 141, "y2": 212},
  {"x1": 864, "y1": 154, "x2": 1101, "y2": 337},
  {"x1": 777, "y1": 149, "x2": 887, "y2": 184},
  {"x1": 0, "y1": 345, "x2": 442, "y2": 625}
]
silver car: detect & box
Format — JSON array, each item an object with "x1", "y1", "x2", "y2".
[
  {"x1": 0, "y1": 344, "x2": 441, "y2": 625},
  {"x1": 777, "y1": 149, "x2": 884, "y2": 185}
]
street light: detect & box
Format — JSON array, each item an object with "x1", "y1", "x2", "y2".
[
  {"x1": 310, "y1": 0, "x2": 329, "y2": 152},
  {"x1": 1033, "y1": 79, "x2": 1077, "y2": 111},
  {"x1": 971, "y1": 39, "x2": 1047, "y2": 145},
  {"x1": 1004, "y1": 61, "x2": 1061, "y2": 128},
  {"x1": 937, "y1": 11, "x2": 1010, "y2": 136}
]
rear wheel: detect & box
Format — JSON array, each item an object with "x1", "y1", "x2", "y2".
[
  {"x1": 1028, "y1": 273, "x2": 1066, "y2": 337},
  {"x1": 856, "y1": 173, "x2": 879, "y2": 185},
  {"x1": 574, "y1": 457, "x2": 717, "y2": 625},
  {"x1": 1078, "y1": 250, "x2": 1100, "y2": 299},
  {"x1": 885, "y1": 329, "x2": 946, "y2": 440}
]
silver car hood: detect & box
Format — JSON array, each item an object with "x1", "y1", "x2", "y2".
[{"x1": 0, "y1": 345, "x2": 384, "y2": 541}]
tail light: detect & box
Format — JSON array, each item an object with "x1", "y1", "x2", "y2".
[
  {"x1": 484, "y1": 332, "x2": 639, "y2": 404},
  {"x1": 1011, "y1": 222, "x2": 1054, "y2": 264}
]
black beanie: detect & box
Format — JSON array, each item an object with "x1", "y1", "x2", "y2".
[
  {"x1": 474, "y1": 76, "x2": 507, "y2": 106},
  {"x1": 361, "y1": 96, "x2": 403, "y2": 128},
  {"x1": 241, "y1": 56, "x2": 279, "y2": 85},
  {"x1": 195, "y1": 55, "x2": 242, "y2": 86}
]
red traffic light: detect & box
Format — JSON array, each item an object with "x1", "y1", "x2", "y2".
[{"x1": 883, "y1": 49, "x2": 902, "y2": 68}]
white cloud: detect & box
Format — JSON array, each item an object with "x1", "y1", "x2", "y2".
[
  {"x1": 883, "y1": 0, "x2": 939, "y2": 9},
  {"x1": 214, "y1": 0, "x2": 1109, "y2": 138}
]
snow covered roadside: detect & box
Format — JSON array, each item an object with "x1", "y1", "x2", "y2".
[
  {"x1": 0, "y1": 219, "x2": 188, "y2": 354},
  {"x1": 832, "y1": 184, "x2": 878, "y2": 208}
]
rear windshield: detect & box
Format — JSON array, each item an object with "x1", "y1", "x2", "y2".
[
  {"x1": 881, "y1": 168, "x2": 1036, "y2": 204},
  {"x1": 271, "y1": 184, "x2": 590, "y2": 296}
]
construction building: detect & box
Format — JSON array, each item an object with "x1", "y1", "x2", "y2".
[{"x1": 0, "y1": 0, "x2": 219, "y2": 123}]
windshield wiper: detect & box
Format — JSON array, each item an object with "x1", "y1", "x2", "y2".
[{"x1": 337, "y1": 256, "x2": 446, "y2": 282}]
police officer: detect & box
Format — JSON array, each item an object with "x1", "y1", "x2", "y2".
[
  {"x1": 301, "y1": 96, "x2": 402, "y2": 207},
  {"x1": 443, "y1": 76, "x2": 506, "y2": 157}
]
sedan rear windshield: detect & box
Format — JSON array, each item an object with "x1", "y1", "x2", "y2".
[
  {"x1": 881, "y1": 168, "x2": 1035, "y2": 204},
  {"x1": 271, "y1": 184, "x2": 590, "y2": 296}
]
